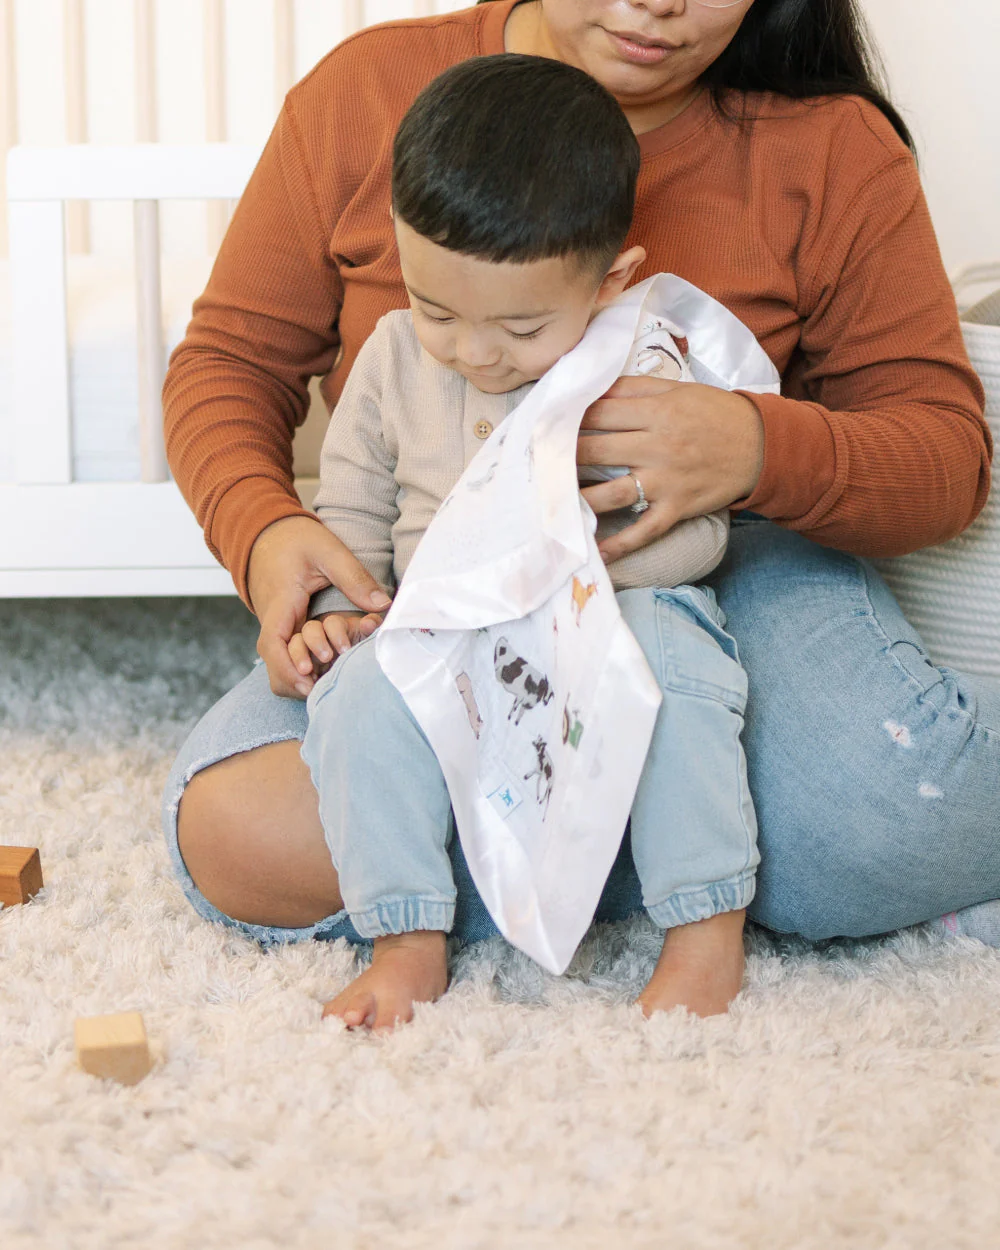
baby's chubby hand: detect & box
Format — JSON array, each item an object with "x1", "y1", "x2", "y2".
[{"x1": 287, "y1": 611, "x2": 384, "y2": 696}]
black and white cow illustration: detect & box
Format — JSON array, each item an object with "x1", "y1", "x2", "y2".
[
  {"x1": 494, "y1": 638, "x2": 555, "y2": 725},
  {"x1": 524, "y1": 736, "x2": 554, "y2": 815}
]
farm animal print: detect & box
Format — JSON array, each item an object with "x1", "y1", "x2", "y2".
[
  {"x1": 524, "y1": 737, "x2": 554, "y2": 815},
  {"x1": 571, "y1": 577, "x2": 598, "y2": 625},
  {"x1": 493, "y1": 638, "x2": 555, "y2": 725}
]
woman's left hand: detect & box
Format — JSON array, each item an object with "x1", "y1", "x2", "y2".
[{"x1": 577, "y1": 375, "x2": 765, "y2": 563}]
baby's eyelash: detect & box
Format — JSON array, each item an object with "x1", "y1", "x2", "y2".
[{"x1": 417, "y1": 307, "x2": 543, "y2": 340}]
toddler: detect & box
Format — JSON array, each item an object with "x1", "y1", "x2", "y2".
[{"x1": 280, "y1": 55, "x2": 758, "y2": 1027}]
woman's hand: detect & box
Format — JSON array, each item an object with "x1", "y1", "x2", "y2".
[
  {"x1": 247, "y1": 516, "x2": 391, "y2": 698},
  {"x1": 577, "y1": 375, "x2": 765, "y2": 564}
]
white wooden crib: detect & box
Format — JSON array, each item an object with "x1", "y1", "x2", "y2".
[
  {"x1": 0, "y1": 141, "x2": 262, "y2": 596},
  {"x1": 0, "y1": 0, "x2": 440, "y2": 597}
]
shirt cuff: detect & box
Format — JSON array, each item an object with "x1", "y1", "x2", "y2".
[
  {"x1": 731, "y1": 391, "x2": 838, "y2": 522},
  {"x1": 308, "y1": 586, "x2": 364, "y2": 618},
  {"x1": 209, "y1": 476, "x2": 319, "y2": 607}
]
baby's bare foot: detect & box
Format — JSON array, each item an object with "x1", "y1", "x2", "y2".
[
  {"x1": 637, "y1": 909, "x2": 746, "y2": 1019},
  {"x1": 322, "y1": 930, "x2": 448, "y2": 1031}
]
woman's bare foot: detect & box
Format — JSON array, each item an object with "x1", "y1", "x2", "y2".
[
  {"x1": 636, "y1": 909, "x2": 746, "y2": 1018},
  {"x1": 322, "y1": 930, "x2": 449, "y2": 1030}
]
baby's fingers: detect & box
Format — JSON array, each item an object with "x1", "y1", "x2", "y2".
[
  {"x1": 288, "y1": 632, "x2": 316, "y2": 677},
  {"x1": 347, "y1": 613, "x2": 384, "y2": 643},
  {"x1": 321, "y1": 614, "x2": 358, "y2": 657},
  {"x1": 300, "y1": 619, "x2": 335, "y2": 665}
]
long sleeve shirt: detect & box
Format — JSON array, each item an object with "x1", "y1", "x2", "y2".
[{"x1": 163, "y1": 0, "x2": 990, "y2": 604}]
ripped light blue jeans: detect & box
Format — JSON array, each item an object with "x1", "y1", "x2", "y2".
[
  {"x1": 162, "y1": 517, "x2": 1000, "y2": 946},
  {"x1": 298, "y1": 586, "x2": 757, "y2": 940}
]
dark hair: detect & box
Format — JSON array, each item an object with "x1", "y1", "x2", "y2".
[
  {"x1": 391, "y1": 54, "x2": 640, "y2": 272},
  {"x1": 476, "y1": 0, "x2": 914, "y2": 153}
]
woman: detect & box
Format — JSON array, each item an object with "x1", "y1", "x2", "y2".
[{"x1": 163, "y1": 0, "x2": 998, "y2": 951}]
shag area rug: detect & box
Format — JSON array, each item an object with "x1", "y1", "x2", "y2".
[{"x1": 1, "y1": 596, "x2": 999, "y2": 1250}]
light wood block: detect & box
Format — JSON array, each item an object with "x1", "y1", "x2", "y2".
[
  {"x1": 74, "y1": 1012, "x2": 153, "y2": 1085},
  {"x1": 0, "y1": 846, "x2": 43, "y2": 906}
]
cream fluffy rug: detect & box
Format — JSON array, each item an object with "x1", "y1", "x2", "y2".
[{"x1": 2, "y1": 597, "x2": 999, "y2": 1250}]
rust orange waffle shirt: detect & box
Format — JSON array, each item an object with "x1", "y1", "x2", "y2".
[{"x1": 163, "y1": 0, "x2": 990, "y2": 604}]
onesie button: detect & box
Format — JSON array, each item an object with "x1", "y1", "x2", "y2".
[{"x1": 473, "y1": 420, "x2": 494, "y2": 440}]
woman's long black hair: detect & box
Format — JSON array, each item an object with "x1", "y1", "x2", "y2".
[{"x1": 477, "y1": 0, "x2": 914, "y2": 153}]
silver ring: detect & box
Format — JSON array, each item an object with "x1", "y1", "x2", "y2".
[{"x1": 629, "y1": 473, "x2": 649, "y2": 514}]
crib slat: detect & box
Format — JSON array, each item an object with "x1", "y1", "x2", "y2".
[
  {"x1": 204, "y1": 0, "x2": 229, "y2": 252},
  {"x1": 344, "y1": 0, "x2": 364, "y2": 36},
  {"x1": 9, "y1": 200, "x2": 72, "y2": 484},
  {"x1": 135, "y1": 0, "x2": 158, "y2": 143},
  {"x1": 0, "y1": 0, "x2": 17, "y2": 257},
  {"x1": 274, "y1": 0, "x2": 296, "y2": 113},
  {"x1": 134, "y1": 200, "x2": 169, "y2": 484},
  {"x1": 63, "y1": 0, "x2": 91, "y2": 254}
]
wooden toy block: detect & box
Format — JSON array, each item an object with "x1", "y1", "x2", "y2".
[
  {"x1": 74, "y1": 1012, "x2": 153, "y2": 1085},
  {"x1": 0, "y1": 846, "x2": 44, "y2": 907}
]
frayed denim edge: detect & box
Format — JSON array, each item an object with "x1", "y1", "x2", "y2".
[{"x1": 161, "y1": 729, "x2": 361, "y2": 949}]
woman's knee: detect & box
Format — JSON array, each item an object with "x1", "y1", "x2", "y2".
[
  {"x1": 176, "y1": 741, "x2": 343, "y2": 928},
  {"x1": 175, "y1": 757, "x2": 247, "y2": 909}
]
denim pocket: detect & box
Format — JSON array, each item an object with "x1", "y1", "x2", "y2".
[
  {"x1": 653, "y1": 585, "x2": 748, "y2": 712},
  {"x1": 886, "y1": 639, "x2": 947, "y2": 699}
]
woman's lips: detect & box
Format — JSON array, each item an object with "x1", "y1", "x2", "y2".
[{"x1": 605, "y1": 29, "x2": 675, "y2": 65}]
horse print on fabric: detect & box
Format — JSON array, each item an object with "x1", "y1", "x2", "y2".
[
  {"x1": 571, "y1": 576, "x2": 598, "y2": 626},
  {"x1": 493, "y1": 639, "x2": 555, "y2": 725}
]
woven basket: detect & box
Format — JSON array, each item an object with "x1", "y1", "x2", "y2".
[{"x1": 872, "y1": 306, "x2": 1000, "y2": 680}]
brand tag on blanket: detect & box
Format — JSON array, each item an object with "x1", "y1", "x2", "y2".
[{"x1": 376, "y1": 274, "x2": 779, "y2": 973}]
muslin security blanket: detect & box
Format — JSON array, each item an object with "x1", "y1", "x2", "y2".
[{"x1": 376, "y1": 274, "x2": 780, "y2": 973}]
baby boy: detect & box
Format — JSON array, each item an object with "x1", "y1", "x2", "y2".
[{"x1": 279, "y1": 55, "x2": 757, "y2": 1027}]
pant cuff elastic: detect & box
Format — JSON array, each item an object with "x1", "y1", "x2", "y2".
[
  {"x1": 350, "y1": 896, "x2": 456, "y2": 940},
  {"x1": 646, "y1": 868, "x2": 757, "y2": 929}
]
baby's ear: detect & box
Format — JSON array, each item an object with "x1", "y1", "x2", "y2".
[{"x1": 595, "y1": 245, "x2": 647, "y2": 308}]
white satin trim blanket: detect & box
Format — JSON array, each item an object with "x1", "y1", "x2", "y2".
[{"x1": 376, "y1": 274, "x2": 780, "y2": 973}]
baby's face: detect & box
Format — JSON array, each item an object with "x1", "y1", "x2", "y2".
[{"x1": 395, "y1": 219, "x2": 607, "y2": 393}]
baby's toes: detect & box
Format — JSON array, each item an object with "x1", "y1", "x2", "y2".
[
  {"x1": 322, "y1": 988, "x2": 377, "y2": 1028},
  {"x1": 372, "y1": 993, "x2": 415, "y2": 1032}
]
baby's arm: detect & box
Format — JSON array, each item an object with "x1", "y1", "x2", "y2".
[
  {"x1": 310, "y1": 319, "x2": 401, "y2": 616},
  {"x1": 266, "y1": 319, "x2": 401, "y2": 694},
  {"x1": 600, "y1": 506, "x2": 730, "y2": 591},
  {"x1": 595, "y1": 317, "x2": 730, "y2": 591}
]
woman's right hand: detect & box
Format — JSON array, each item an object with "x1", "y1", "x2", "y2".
[{"x1": 247, "y1": 516, "x2": 391, "y2": 698}]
